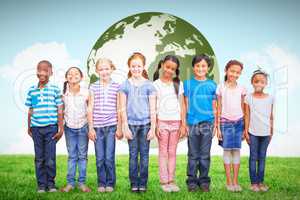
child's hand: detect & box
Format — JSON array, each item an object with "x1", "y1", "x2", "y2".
[
  {"x1": 124, "y1": 126, "x2": 133, "y2": 140},
  {"x1": 147, "y1": 127, "x2": 155, "y2": 141},
  {"x1": 185, "y1": 125, "x2": 189, "y2": 136},
  {"x1": 88, "y1": 128, "x2": 97, "y2": 142},
  {"x1": 115, "y1": 128, "x2": 123, "y2": 140},
  {"x1": 244, "y1": 131, "x2": 250, "y2": 145},
  {"x1": 27, "y1": 128, "x2": 32, "y2": 137},
  {"x1": 155, "y1": 128, "x2": 160, "y2": 139},
  {"x1": 179, "y1": 125, "x2": 187, "y2": 138},
  {"x1": 52, "y1": 130, "x2": 63, "y2": 141},
  {"x1": 269, "y1": 134, "x2": 273, "y2": 144}
]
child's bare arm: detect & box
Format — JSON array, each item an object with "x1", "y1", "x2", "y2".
[
  {"x1": 179, "y1": 94, "x2": 187, "y2": 137},
  {"x1": 147, "y1": 94, "x2": 156, "y2": 140},
  {"x1": 27, "y1": 108, "x2": 33, "y2": 137},
  {"x1": 116, "y1": 92, "x2": 123, "y2": 139},
  {"x1": 120, "y1": 92, "x2": 132, "y2": 140},
  {"x1": 244, "y1": 103, "x2": 250, "y2": 144},
  {"x1": 52, "y1": 104, "x2": 64, "y2": 141},
  {"x1": 87, "y1": 91, "x2": 96, "y2": 142},
  {"x1": 270, "y1": 104, "x2": 274, "y2": 141},
  {"x1": 216, "y1": 95, "x2": 222, "y2": 140}
]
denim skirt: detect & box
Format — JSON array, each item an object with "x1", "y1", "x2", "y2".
[{"x1": 220, "y1": 118, "x2": 244, "y2": 149}]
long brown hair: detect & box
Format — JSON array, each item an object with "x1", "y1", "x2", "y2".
[
  {"x1": 224, "y1": 60, "x2": 243, "y2": 81},
  {"x1": 153, "y1": 55, "x2": 180, "y2": 96},
  {"x1": 63, "y1": 67, "x2": 83, "y2": 94},
  {"x1": 127, "y1": 52, "x2": 148, "y2": 79}
]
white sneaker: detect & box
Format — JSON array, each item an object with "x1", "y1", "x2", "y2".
[
  {"x1": 48, "y1": 188, "x2": 58, "y2": 193},
  {"x1": 161, "y1": 184, "x2": 172, "y2": 192},
  {"x1": 37, "y1": 189, "x2": 46, "y2": 193},
  {"x1": 169, "y1": 183, "x2": 180, "y2": 192}
]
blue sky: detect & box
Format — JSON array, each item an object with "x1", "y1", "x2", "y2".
[{"x1": 0, "y1": 0, "x2": 299, "y2": 155}]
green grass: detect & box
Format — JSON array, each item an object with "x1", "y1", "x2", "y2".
[{"x1": 0, "y1": 155, "x2": 299, "y2": 200}]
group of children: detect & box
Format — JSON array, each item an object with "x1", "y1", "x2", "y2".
[{"x1": 25, "y1": 53, "x2": 274, "y2": 194}]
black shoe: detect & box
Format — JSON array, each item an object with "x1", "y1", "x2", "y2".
[
  {"x1": 188, "y1": 185, "x2": 198, "y2": 192},
  {"x1": 131, "y1": 187, "x2": 139, "y2": 193},
  {"x1": 139, "y1": 187, "x2": 147, "y2": 193},
  {"x1": 200, "y1": 184, "x2": 210, "y2": 192}
]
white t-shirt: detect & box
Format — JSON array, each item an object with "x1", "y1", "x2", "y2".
[
  {"x1": 216, "y1": 83, "x2": 247, "y2": 121},
  {"x1": 245, "y1": 94, "x2": 274, "y2": 136},
  {"x1": 153, "y1": 79, "x2": 184, "y2": 121},
  {"x1": 63, "y1": 86, "x2": 89, "y2": 129}
]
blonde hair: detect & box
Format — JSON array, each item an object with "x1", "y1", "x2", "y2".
[
  {"x1": 95, "y1": 58, "x2": 116, "y2": 70},
  {"x1": 127, "y1": 52, "x2": 148, "y2": 79}
]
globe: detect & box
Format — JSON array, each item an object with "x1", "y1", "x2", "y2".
[{"x1": 87, "y1": 12, "x2": 219, "y2": 84}]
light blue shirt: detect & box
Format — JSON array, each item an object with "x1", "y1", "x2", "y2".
[
  {"x1": 120, "y1": 79, "x2": 156, "y2": 125},
  {"x1": 183, "y1": 77, "x2": 217, "y2": 125},
  {"x1": 25, "y1": 82, "x2": 63, "y2": 127}
]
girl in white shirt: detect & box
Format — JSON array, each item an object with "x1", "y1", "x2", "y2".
[
  {"x1": 153, "y1": 55, "x2": 187, "y2": 192},
  {"x1": 61, "y1": 67, "x2": 91, "y2": 193}
]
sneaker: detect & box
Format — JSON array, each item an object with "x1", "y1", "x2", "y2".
[
  {"x1": 78, "y1": 184, "x2": 91, "y2": 192},
  {"x1": 169, "y1": 183, "x2": 180, "y2": 192},
  {"x1": 60, "y1": 184, "x2": 74, "y2": 192},
  {"x1": 131, "y1": 187, "x2": 139, "y2": 193},
  {"x1": 233, "y1": 184, "x2": 242, "y2": 192},
  {"x1": 258, "y1": 183, "x2": 269, "y2": 192},
  {"x1": 37, "y1": 188, "x2": 46, "y2": 193},
  {"x1": 97, "y1": 186, "x2": 106, "y2": 193},
  {"x1": 105, "y1": 186, "x2": 114, "y2": 193},
  {"x1": 139, "y1": 187, "x2": 147, "y2": 193},
  {"x1": 226, "y1": 184, "x2": 235, "y2": 192},
  {"x1": 250, "y1": 184, "x2": 260, "y2": 192},
  {"x1": 161, "y1": 184, "x2": 172, "y2": 192},
  {"x1": 48, "y1": 187, "x2": 58, "y2": 193},
  {"x1": 187, "y1": 185, "x2": 198, "y2": 192},
  {"x1": 200, "y1": 184, "x2": 210, "y2": 192}
]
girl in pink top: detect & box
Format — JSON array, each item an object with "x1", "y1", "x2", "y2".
[{"x1": 216, "y1": 60, "x2": 246, "y2": 192}]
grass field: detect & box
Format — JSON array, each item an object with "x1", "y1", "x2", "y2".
[{"x1": 0, "y1": 155, "x2": 299, "y2": 200}]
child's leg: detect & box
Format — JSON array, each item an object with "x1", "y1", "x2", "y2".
[
  {"x1": 77, "y1": 125, "x2": 89, "y2": 186},
  {"x1": 31, "y1": 127, "x2": 47, "y2": 190},
  {"x1": 44, "y1": 125, "x2": 58, "y2": 189},
  {"x1": 249, "y1": 134, "x2": 259, "y2": 185},
  {"x1": 138, "y1": 124, "x2": 151, "y2": 188},
  {"x1": 94, "y1": 127, "x2": 106, "y2": 187},
  {"x1": 168, "y1": 126, "x2": 180, "y2": 183},
  {"x1": 128, "y1": 125, "x2": 139, "y2": 188},
  {"x1": 257, "y1": 136, "x2": 270, "y2": 184},
  {"x1": 158, "y1": 126, "x2": 170, "y2": 184},
  {"x1": 232, "y1": 149, "x2": 241, "y2": 185},
  {"x1": 104, "y1": 125, "x2": 117, "y2": 188},
  {"x1": 223, "y1": 150, "x2": 233, "y2": 185},
  {"x1": 186, "y1": 124, "x2": 201, "y2": 189},
  {"x1": 65, "y1": 126, "x2": 79, "y2": 187}
]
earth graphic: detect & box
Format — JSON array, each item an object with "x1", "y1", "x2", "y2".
[{"x1": 87, "y1": 12, "x2": 219, "y2": 83}]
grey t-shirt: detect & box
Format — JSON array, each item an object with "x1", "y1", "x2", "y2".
[{"x1": 245, "y1": 94, "x2": 274, "y2": 136}]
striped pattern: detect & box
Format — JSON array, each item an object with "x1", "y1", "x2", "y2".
[
  {"x1": 89, "y1": 81, "x2": 120, "y2": 128},
  {"x1": 25, "y1": 83, "x2": 63, "y2": 127}
]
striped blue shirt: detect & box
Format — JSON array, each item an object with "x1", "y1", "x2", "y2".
[{"x1": 25, "y1": 82, "x2": 63, "y2": 127}]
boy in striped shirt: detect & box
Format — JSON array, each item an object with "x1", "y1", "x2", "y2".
[{"x1": 25, "y1": 60, "x2": 64, "y2": 193}]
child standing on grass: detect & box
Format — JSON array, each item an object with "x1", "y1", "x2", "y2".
[
  {"x1": 216, "y1": 60, "x2": 246, "y2": 192},
  {"x1": 184, "y1": 54, "x2": 217, "y2": 192},
  {"x1": 25, "y1": 60, "x2": 63, "y2": 193},
  {"x1": 120, "y1": 52, "x2": 156, "y2": 193},
  {"x1": 153, "y1": 55, "x2": 187, "y2": 192},
  {"x1": 244, "y1": 69, "x2": 274, "y2": 192},
  {"x1": 88, "y1": 58, "x2": 123, "y2": 193},
  {"x1": 60, "y1": 67, "x2": 91, "y2": 193}
]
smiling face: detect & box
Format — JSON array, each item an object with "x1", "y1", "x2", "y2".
[
  {"x1": 66, "y1": 67, "x2": 83, "y2": 84},
  {"x1": 193, "y1": 59, "x2": 209, "y2": 78},
  {"x1": 162, "y1": 60, "x2": 178, "y2": 79},
  {"x1": 225, "y1": 64, "x2": 242, "y2": 82},
  {"x1": 37, "y1": 62, "x2": 52, "y2": 84},
  {"x1": 96, "y1": 61, "x2": 113, "y2": 81},
  {"x1": 128, "y1": 58, "x2": 144, "y2": 78},
  {"x1": 252, "y1": 73, "x2": 268, "y2": 92}
]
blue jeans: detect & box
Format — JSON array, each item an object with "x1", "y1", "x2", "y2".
[
  {"x1": 128, "y1": 123, "x2": 151, "y2": 188},
  {"x1": 64, "y1": 124, "x2": 89, "y2": 187},
  {"x1": 249, "y1": 133, "x2": 270, "y2": 184},
  {"x1": 186, "y1": 121, "x2": 213, "y2": 188},
  {"x1": 94, "y1": 125, "x2": 117, "y2": 187},
  {"x1": 31, "y1": 125, "x2": 57, "y2": 190}
]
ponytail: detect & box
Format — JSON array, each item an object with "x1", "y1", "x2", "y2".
[
  {"x1": 63, "y1": 81, "x2": 68, "y2": 94},
  {"x1": 153, "y1": 60, "x2": 163, "y2": 81},
  {"x1": 173, "y1": 67, "x2": 180, "y2": 97}
]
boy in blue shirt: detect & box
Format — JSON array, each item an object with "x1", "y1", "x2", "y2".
[
  {"x1": 25, "y1": 60, "x2": 64, "y2": 193},
  {"x1": 183, "y1": 54, "x2": 217, "y2": 192}
]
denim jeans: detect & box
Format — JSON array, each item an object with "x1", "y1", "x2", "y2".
[
  {"x1": 186, "y1": 121, "x2": 213, "y2": 188},
  {"x1": 64, "y1": 124, "x2": 89, "y2": 187},
  {"x1": 249, "y1": 133, "x2": 270, "y2": 184},
  {"x1": 128, "y1": 123, "x2": 151, "y2": 188},
  {"x1": 94, "y1": 125, "x2": 117, "y2": 187},
  {"x1": 31, "y1": 124, "x2": 57, "y2": 190}
]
